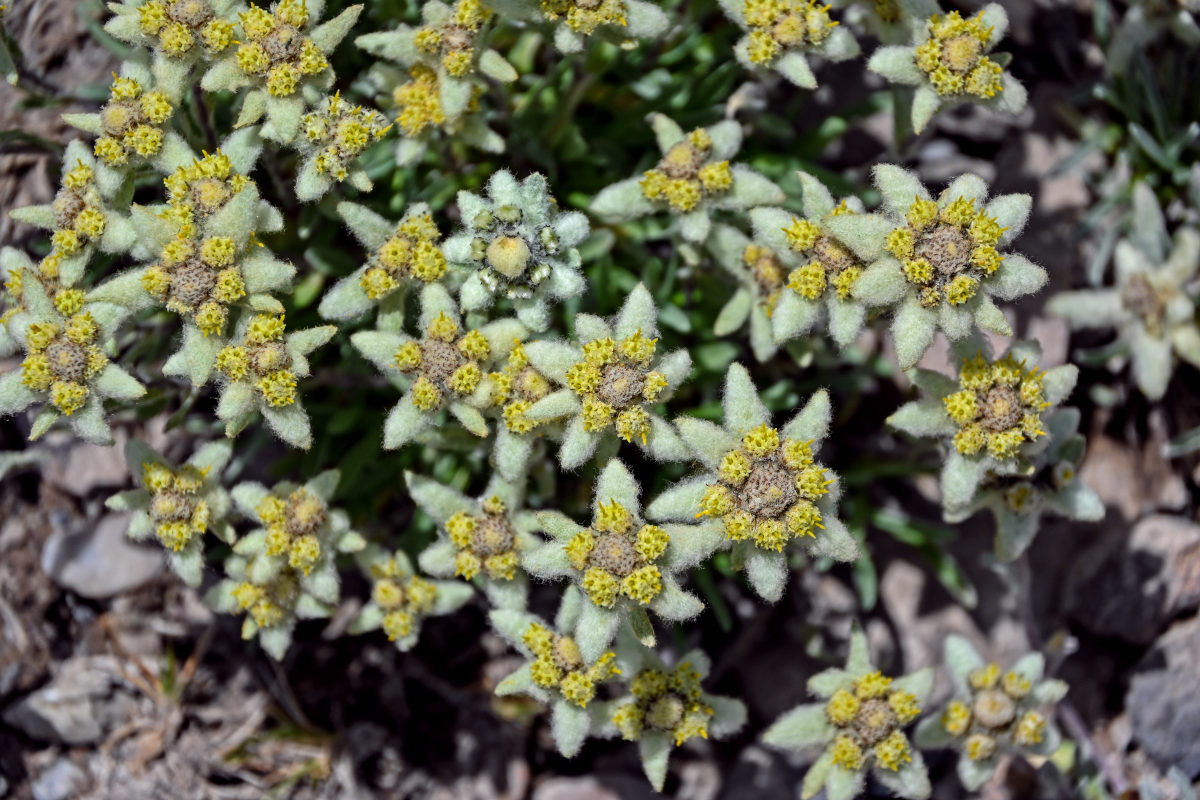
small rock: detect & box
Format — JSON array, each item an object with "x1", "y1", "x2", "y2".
[
  {"x1": 1079, "y1": 430, "x2": 1188, "y2": 521},
  {"x1": 31, "y1": 760, "x2": 89, "y2": 800},
  {"x1": 41, "y1": 435, "x2": 128, "y2": 498},
  {"x1": 1127, "y1": 616, "x2": 1200, "y2": 778},
  {"x1": 0, "y1": 596, "x2": 50, "y2": 698},
  {"x1": 2, "y1": 656, "x2": 140, "y2": 745},
  {"x1": 1067, "y1": 515, "x2": 1200, "y2": 644},
  {"x1": 41, "y1": 513, "x2": 163, "y2": 599},
  {"x1": 532, "y1": 777, "x2": 620, "y2": 800}
]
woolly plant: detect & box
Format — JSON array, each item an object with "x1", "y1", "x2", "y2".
[
  {"x1": 763, "y1": 627, "x2": 935, "y2": 800},
  {"x1": 1046, "y1": 182, "x2": 1200, "y2": 400},
  {"x1": 914, "y1": 635, "x2": 1067, "y2": 791},
  {"x1": 718, "y1": 0, "x2": 860, "y2": 89},
  {"x1": 830, "y1": 164, "x2": 1045, "y2": 369},
  {"x1": 591, "y1": 113, "x2": 785, "y2": 246},
  {"x1": 647, "y1": 363, "x2": 858, "y2": 602}
]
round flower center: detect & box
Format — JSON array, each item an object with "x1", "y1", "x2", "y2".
[
  {"x1": 980, "y1": 384, "x2": 1021, "y2": 432},
  {"x1": 421, "y1": 338, "x2": 466, "y2": 387},
  {"x1": 101, "y1": 101, "x2": 141, "y2": 137},
  {"x1": 169, "y1": 260, "x2": 218, "y2": 309},
  {"x1": 589, "y1": 532, "x2": 639, "y2": 577},
  {"x1": 854, "y1": 699, "x2": 898, "y2": 746},
  {"x1": 742, "y1": 462, "x2": 799, "y2": 518},
  {"x1": 942, "y1": 34, "x2": 982, "y2": 73},
  {"x1": 973, "y1": 688, "x2": 1016, "y2": 729},
  {"x1": 470, "y1": 515, "x2": 515, "y2": 557},
  {"x1": 1120, "y1": 274, "x2": 1165, "y2": 328},
  {"x1": 262, "y1": 24, "x2": 303, "y2": 60},
  {"x1": 285, "y1": 489, "x2": 326, "y2": 536},
  {"x1": 659, "y1": 143, "x2": 701, "y2": 179},
  {"x1": 168, "y1": 0, "x2": 213, "y2": 26},
  {"x1": 813, "y1": 235, "x2": 859, "y2": 274},
  {"x1": 597, "y1": 363, "x2": 646, "y2": 408},
  {"x1": 485, "y1": 235, "x2": 532, "y2": 279},
  {"x1": 251, "y1": 341, "x2": 291, "y2": 374},
  {"x1": 552, "y1": 636, "x2": 583, "y2": 672},
  {"x1": 52, "y1": 188, "x2": 86, "y2": 229},
  {"x1": 646, "y1": 694, "x2": 686, "y2": 730},
  {"x1": 150, "y1": 489, "x2": 193, "y2": 522},
  {"x1": 46, "y1": 339, "x2": 88, "y2": 381},
  {"x1": 917, "y1": 224, "x2": 973, "y2": 275},
  {"x1": 190, "y1": 178, "x2": 232, "y2": 215}
]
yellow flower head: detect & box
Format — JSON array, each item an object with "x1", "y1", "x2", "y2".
[{"x1": 947, "y1": 353, "x2": 1049, "y2": 460}]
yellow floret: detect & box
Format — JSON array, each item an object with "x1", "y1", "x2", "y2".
[
  {"x1": 907, "y1": 197, "x2": 939, "y2": 229},
  {"x1": 582, "y1": 566, "x2": 620, "y2": 607},
  {"x1": 826, "y1": 689, "x2": 860, "y2": 726},
  {"x1": 831, "y1": 734, "x2": 865, "y2": 771},
  {"x1": 742, "y1": 423, "x2": 780, "y2": 457},
  {"x1": 256, "y1": 370, "x2": 297, "y2": 407},
  {"x1": 855, "y1": 671, "x2": 892, "y2": 700},
  {"x1": 874, "y1": 730, "x2": 912, "y2": 771}
]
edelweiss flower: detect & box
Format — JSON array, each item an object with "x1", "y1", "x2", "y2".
[
  {"x1": 647, "y1": 363, "x2": 857, "y2": 602},
  {"x1": 104, "y1": 0, "x2": 237, "y2": 98},
  {"x1": 349, "y1": 545, "x2": 474, "y2": 651},
  {"x1": 517, "y1": 284, "x2": 691, "y2": 468},
  {"x1": 485, "y1": 0, "x2": 669, "y2": 53},
  {"x1": 62, "y1": 65, "x2": 182, "y2": 172},
  {"x1": 409, "y1": 470, "x2": 543, "y2": 609},
  {"x1": 295, "y1": 93, "x2": 391, "y2": 200},
  {"x1": 868, "y1": 3, "x2": 1027, "y2": 133},
  {"x1": 444, "y1": 170, "x2": 589, "y2": 331},
  {"x1": 107, "y1": 439, "x2": 235, "y2": 585},
  {"x1": 601, "y1": 644, "x2": 746, "y2": 791},
  {"x1": 1047, "y1": 182, "x2": 1200, "y2": 400},
  {"x1": 591, "y1": 114, "x2": 785, "y2": 244},
  {"x1": 350, "y1": 283, "x2": 525, "y2": 448},
  {"x1": 914, "y1": 636, "x2": 1066, "y2": 791},
  {"x1": 763, "y1": 628, "x2": 934, "y2": 800},
  {"x1": 719, "y1": 0, "x2": 860, "y2": 88},
  {"x1": 522, "y1": 459, "x2": 722, "y2": 662},
  {"x1": 490, "y1": 587, "x2": 622, "y2": 756},
  {"x1": 827, "y1": 165, "x2": 1044, "y2": 369},
  {"x1": 888, "y1": 338, "x2": 1079, "y2": 514}
]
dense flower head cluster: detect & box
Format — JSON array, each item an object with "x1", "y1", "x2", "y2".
[
  {"x1": 94, "y1": 76, "x2": 174, "y2": 167},
  {"x1": 415, "y1": 0, "x2": 490, "y2": 77},
  {"x1": 142, "y1": 460, "x2": 213, "y2": 551},
  {"x1": 368, "y1": 553, "x2": 440, "y2": 641},
  {"x1": 445, "y1": 495, "x2": 522, "y2": 580},
  {"x1": 465, "y1": 203, "x2": 559, "y2": 300},
  {"x1": 884, "y1": 194, "x2": 1005, "y2": 309},
  {"x1": 943, "y1": 354, "x2": 1049, "y2": 460},
  {"x1": 20, "y1": 312, "x2": 108, "y2": 416},
  {"x1": 235, "y1": 0, "x2": 328, "y2": 96},
  {"x1": 394, "y1": 313, "x2": 490, "y2": 411},
  {"x1": 216, "y1": 313, "x2": 298, "y2": 407},
  {"x1": 358, "y1": 208, "x2": 447, "y2": 300},
  {"x1": 742, "y1": 0, "x2": 838, "y2": 64},
  {"x1": 393, "y1": 65, "x2": 448, "y2": 137},
  {"x1": 523, "y1": 621, "x2": 618, "y2": 706},
  {"x1": 137, "y1": 0, "x2": 236, "y2": 58},
  {"x1": 914, "y1": 11, "x2": 1004, "y2": 98},
  {"x1": 640, "y1": 128, "x2": 733, "y2": 213},
  {"x1": 783, "y1": 205, "x2": 862, "y2": 301},
  {"x1": 825, "y1": 671, "x2": 922, "y2": 773},
  {"x1": 941, "y1": 663, "x2": 1047, "y2": 759},
  {"x1": 301, "y1": 93, "x2": 390, "y2": 182},
  {"x1": 231, "y1": 567, "x2": 301, "y2": 634},
  {"x1": 253, "y1": 486, "x2": 329, "y2": 574},
  {"x1": 163, "y1": 150, "x2": 252, "y2": 230},
  {"x1": 741, "y1": 242, "x2": 786, "y2": 314},
  {"x1": 564, "y1": 332, "x2": 667, "y2": 443},
  {"x1": 142, "y1": 233, "x2": 247, "y2": 335},
  {"x1": 540, "y1": 0, "x2": 627, "y2": 35},
  {"x1": 488, "y1": 342, "x2": 552, "y2": 434},
  {"x1": 564, "y1": 499, "x2": 669, "y2": 607},
  {"x1": 698, "y1": 423, "x2": 831, "y2": 551},
  {"x1": 46, "y1": 163, "x2": 108, "y2": 270},
  {"x1": 613, "y1": 662, "x2": 713, "y2": 745}
]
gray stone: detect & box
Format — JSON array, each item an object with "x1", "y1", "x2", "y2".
[
  {"x1": 532, "y1": 777, "x2": 620, "y2": 800},
  {"x1": 1067, "y1": 515, "x2": 1200, "y2": 644},
  {"x1": 41, "y1": 513, "x2": 163, "y2": 599},
  {"x1": 1127, "y1": 616, "x2": 1200, "y2": 778},
  {"x1": 31, "y1": 760, "x2": 89, "y2": 800},
  {"x1": 2, "y1": 656, "x2": 139, "y2": 745},
  {"x1": 40, "y1": 435, "x2": 128, "y2": 497}
]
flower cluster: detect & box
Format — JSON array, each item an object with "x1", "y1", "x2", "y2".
[
  {"x1": 296, "y1": 93, "x2": 390, "y2": 199},
  {"x1": 564, "y1": 498, "x2": 670, "y2": 609},
  {"x1": 763, "y1": 629, "x2": 934, "y2": 800},
  {"x1": 162, "y1": 149, "x2": 252, "y2": 230},
  {"x1": 92, "y1": 76, "x2": 175, "y2": 167},
  {"x1": 488, "y1": 342, "x2": 552, "y2": 435},
  {"x1": 446, "y1": 170, "x2": 589, "y2": 331},
  {"x1": 234, "y1": 1, "x2": 329, "y2": 97},
  {"x1": 721, "y1": 0, "x2": 859, "y2": 88},
  {"x1": 109, "y1": 440, "x2": 235, "y2": 585},
  {"x1": 888, "y1": 339, "x2": 1079, "y2": 517},
  {"x1": 143, "y1": 233, "x2": 247, "y2": 336},
  {"x1": 640, "y1": 128, "x2": 733, "y2": 213},
  {"x1": 827, "y1": 165, "x2": 1044, "y2": 368},
  {"x1": 120, "y1": 0, "x2": 236, "y2": 60},
  {"x1": 525, "y1": 621, "x2": 619, "y2": 706},
  {"x1": 493, "y1": 0, "x2": 668, "y2": 54},
  {"x1": 915, "y1": 636, "x2": 1066, "y2": 791},
  {"x1": 867, "y1": 4, "x2": 1026, "y2": 133},
  {"x1": 350, "y1": 547, "x2": 473, "y2": 651}
]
